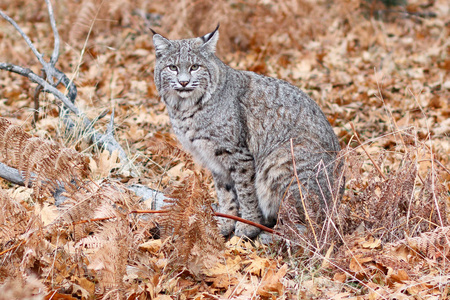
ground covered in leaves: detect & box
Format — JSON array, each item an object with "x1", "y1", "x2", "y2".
[{"x1": 0, "y1": 0, "x2": 449, "y2": 299}]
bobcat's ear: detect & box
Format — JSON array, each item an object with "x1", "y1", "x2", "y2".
[
  {"x1": 201, "y1": 24, "x2": 219, "y2": 54},
  {"x1": 152, "y1": 32, "x2": 172, "y2": 58}
]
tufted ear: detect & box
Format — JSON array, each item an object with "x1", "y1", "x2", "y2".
[
  {"x1": 151, "y1": 30, "x2": 172, "y2": 58},
  {"x1": 200, "y1": 24, "x2": 219, "y2": 54}
]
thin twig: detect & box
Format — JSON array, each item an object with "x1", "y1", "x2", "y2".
[
  {"x1": 33, "y1": 70, "x2": 46, "y2": 126},
  {"x1": 0, "y1": 240, "x2": 26, "y2": 257},
  {"x1": 408, "y1": 88, "x2": 444, "y2": 227},
  {"x1": 71, "y1": 210, "x2": 276, "y2": 234},
  {"x1": 290, "y1": 138, "x2": 319, "y2": 248},
  {"x1": 350, "y1": 122, "x2": 387, "y2": 180},
  {"x1": 130, "y1": 210, "x2": 168, "y2": 214},
  {"x1": 214, "y1": 212, "x2": 276, "y2": 234}
]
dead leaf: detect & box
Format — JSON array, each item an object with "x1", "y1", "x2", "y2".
[
  {"x1": 362, "y1": 237, "x2": 382, "y2": 249},
  {"x1": 204, "y1": 256, "x2": 242, "y2": 277},
  {"x1": 349, "y1": 255, "x2": 374, "y2": 272},
  {"x1": 89, "y1": 150, "x2": 121, "y2": 179},
  {"x1": 333, "y1": 272, "x2": 347, "y2": 283},
  {"x1": 257, "y1": 263, "x2": 288, "y2": 298},
  {"x1": 139, "y1": 239, "x2": 162, "y2": 254},
  {"x1": 243, "y1": 256, "x2": 271, "y2": 277}
]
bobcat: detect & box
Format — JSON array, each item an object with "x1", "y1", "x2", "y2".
[{"x1": 152, "y1": 26, "x2": 343, "y2": 238}]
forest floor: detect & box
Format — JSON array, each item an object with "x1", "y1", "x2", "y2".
[{"x1": 0, "y1": 0, "x2": 449, "y2": 299}]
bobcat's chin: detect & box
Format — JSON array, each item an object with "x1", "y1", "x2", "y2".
[
  {"x1": 177, "y1": 87, "x2": 205, "y2": 102},
  {"x1": 177, "y1": 90, "x2": 195, "y2": 98}
]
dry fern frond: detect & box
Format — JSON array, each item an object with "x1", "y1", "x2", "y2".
[
  {"x1": 388, "y1": 226, "x2": 450, "y2": 263},
  {"x1": 1, "y1": 123, "x2": 31, "y2": 167},
  {"x1": 69, "y1": 0, "x2": 97, "y2": 44},
  {"x1": 59, "y1": 181, "x2": 141, "y2": 295},
  {"x1": 0, "y1": 118, "x2": 89, "y2": 200},
  {"x1": 159, "y1": 173, "x2": 225, "y2": 271},
  {"x1": 412, "y1": 170, "x2": 448, "y2": 232},
  {"x1": 405, "y1": 226, "x2": 450, "y2": 260},
  {"x1": 0, "y1": 189, "x2": 29, "y2": 244},
  {"x1": 342, "y1": 148, "x2": 448, "y2": 242},
  {"x1": 57, "y1": 179, "x2": 140, "y2": 242},
  {"x1": 0, "y1": 118, "x2": 12, "y2": 137},
  {"x1": 85, "y1": 220, "x2": 130, "y2": 296}
]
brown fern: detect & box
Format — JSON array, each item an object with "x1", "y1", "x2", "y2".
[
  {"x1": 78, "y1": 220, "x2": 131, "y2": 296},
  {"x1": 57, "y1": 179, "x2": 140, "y2": 241},
  {"x1": 0, "y1": 189, "x2": 29, "y2": 244},
  {"x1": 405, "y1": 226, "x2": 450, "y2": 260},
  {"x1": 1, "y1": 123, "x2": 31, "y2": 167},
  {"x1": 147, "y1": 131, "x2": 195, "y2": 170},
  {"x1": 386, "y1": 226, "x2": 450, "y2": 262},
  {"x1": 341, "y1": 147, "x2": 448, "y2": 243},
  {"x1": 159, "y1": 173, "x2": 225, "y2": 271},
  {"x1": 68, "y1": 0, "x2": 97, "y2": 44},
  {"x1": 57, "y1": 180, "x2": 142, "y2": 296},
  {"x1": 0, "y1": 117, "x2": 89, "y2": 200}
]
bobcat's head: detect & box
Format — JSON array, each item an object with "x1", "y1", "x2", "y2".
[{"x1": 152, "y1": 25, "x2": 220, "y2": 110}]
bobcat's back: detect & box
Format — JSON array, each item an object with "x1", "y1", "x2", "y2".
[{"x1": 152, "y1": 26, "x2": 343, "y2": 238}]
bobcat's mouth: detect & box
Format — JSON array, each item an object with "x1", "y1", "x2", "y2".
[{"x1": 175, "y1": 88, "x2": 194, "y2": 92}]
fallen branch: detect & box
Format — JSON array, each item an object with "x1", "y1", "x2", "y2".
[
  {"x1": 0, "y1": 162, "x2": 30, "y2": 187},
  {"x1": 0, "y1": 240, "x2": 26, "y2": 257},
  {"x1": 0, "y1": 161, "x2": 164, "y2": 208},
  {"x1": 0, "y1": 2, "x2": 136, "y2": 176}
]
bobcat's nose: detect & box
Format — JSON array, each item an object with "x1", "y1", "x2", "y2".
[{"x1": 179, "y1": 80, "x2": 189, "y2": 87}]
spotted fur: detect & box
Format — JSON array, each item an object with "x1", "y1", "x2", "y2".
[{"x1": 152, "y1": 26, "x2": 343, "y2": 238}]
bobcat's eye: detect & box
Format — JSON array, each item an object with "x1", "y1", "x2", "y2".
[
  {"x1": 190, "y1": 64, "x2": 200, "y2": 71},
  {"x1": 168, "y1": 65, "x2": 178, "y2": 71}
]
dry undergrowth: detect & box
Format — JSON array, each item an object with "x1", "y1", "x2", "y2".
[{"x1": 0, "y1": 0, "x2": 449, "y2": 298}]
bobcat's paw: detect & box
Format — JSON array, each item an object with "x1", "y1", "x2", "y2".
[
  {"x1": 235, "y1": 222, "x2": 261, "y2": 239},
  {"x1": 219, "y1": 218, "x2": 236, "y2": 237}
]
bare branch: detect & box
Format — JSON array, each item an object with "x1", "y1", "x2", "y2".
[
  {"x1": 214, "y1": 212, "x2": 276, "y2": 234},
  {"x1": 0, "y1": 6, "x2": 74, "y2": 101},
  {"x1": 0, "y1": 62, "x2": 80, "y2": 114},
  {"x1": 44, "y1": 0, "x2": 60, "y2": 65}
]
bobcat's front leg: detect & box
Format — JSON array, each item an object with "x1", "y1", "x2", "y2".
[
  {"x1": 230, "y1": 154, "x2": 263, "y2": 238},
  {"x1": 213, "y1": 174, "x2": 238, "y2": 237}
]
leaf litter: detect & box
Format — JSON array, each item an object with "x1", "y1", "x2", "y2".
[{"x1": 0, "y1": 0, "x2": 449, "y2": 298}]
